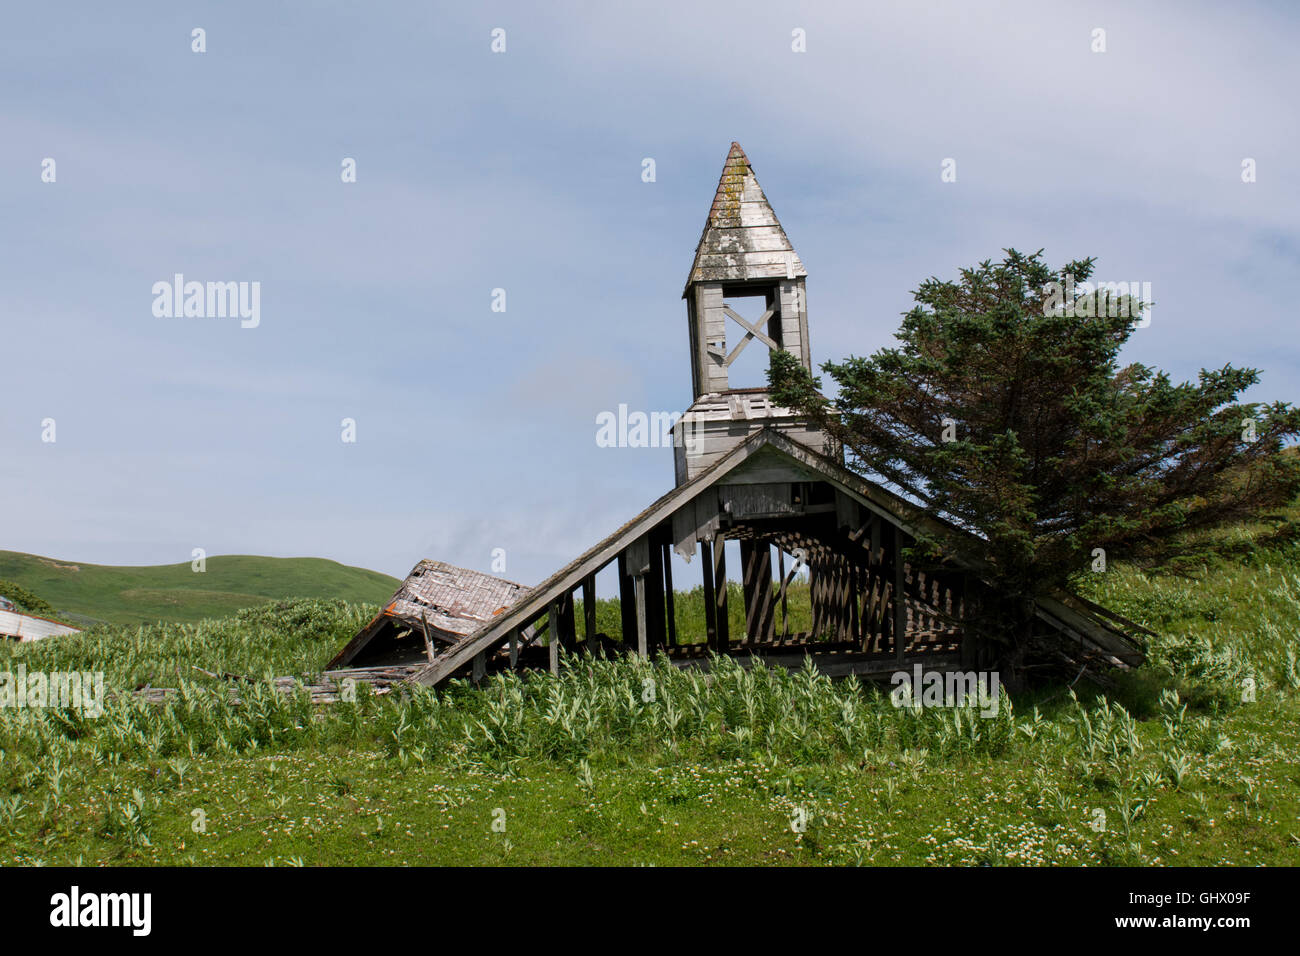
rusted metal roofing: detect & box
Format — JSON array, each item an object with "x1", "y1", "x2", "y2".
[
  {"x1": 685, "y1": 142, "x2": 807, "y2": 288},
  {"x1": 381, "y1": 560, "x2": 527, "y2": 636}
]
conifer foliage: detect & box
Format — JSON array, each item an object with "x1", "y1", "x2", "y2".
[{"x1": 770, "y1": 249, "x2": 1300, "y2": 667}]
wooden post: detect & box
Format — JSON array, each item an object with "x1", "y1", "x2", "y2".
[
  {"x1": 824, "y1": 563, "x2": 837, "y2": 641},
  {"x1": 508, "y1": 626, "x2": 519, "y2": 670},
  {"x1": 740, "y1": 540, "x2": 757, "y2": 644},
  {"x1": 831, "y1": 563, "x2": 845, "y2": 641},
  {"x1": 849, "y1": 564, "x2": 860, "y2": 643},
  {"x1": 633, "y1": 574, "x2": 649, "y2": 657},
  {"x1": 624, "y1": 536, "x2": 653, "y2": 657},
  {"x1": 712, "y1": 534, "x2": 730, "y2": 653},
  {"x1": 810, "y1": 562, "x2": 823, "y2": 640},
  {"x1": 548, "y1": 600, "x2": 561, "y2": 674},
  {"x1": 778, "y1": 548, "x2": 789, "y2": 640},
  {"x1": 894, "y1": 525, "x2": 907, "y2": 664},
  {"x1": 865, "y1": 569, "x2": 885, "y2": 652},
  {"x1": 867, "y1": 516, "x2": 883, "y2": 648},
  {"x1": 868, "y1": 567, "x2": 889, "y2": 650},
  {"x1": 741, "y1": 540, "x2": 774, "y2": 644},
  {"x1": 825, "y1": 564, "x2": 838, "y2": 641},
  {"x1": 617, "y1": 553, "x2": 637, "y2": 648},
  {"x1": 559, "y1": 590, "x2": 577, "y2": 652},
  {"x1": 842, "y1": 561, "x2": 852, "y2": 642},
  {"x1": 472, "y1": 650, "x2": 486, "y2": 683},
  {"x1": 582, "y1": 575, "x2": 596, "y2": 646},
  {"x1": 662, "y1": 544, "x2": 677, "y2": 647},
  {"x1": 419, "y1": 611, "x2": 436, "y2": 664},
  {"x1": 701, "y1": 538, "x2": 717, "y2": 647},
  {"x1": 646, "y1": 539, "x2": 667, "y2": 653}
]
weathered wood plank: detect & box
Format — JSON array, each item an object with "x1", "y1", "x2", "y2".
[
  {"x1": 663, "y1": 543, "x2": 677, "y2": 647},
  {"x1": 701, "y1": 537, "x2": 717, "y2": 646},
  {"x1": 633, "y1": 575, "x2": 648, "y2": 657},
  {"x1": 894, "y1": 525, "x2": 907, "y2": 663},
  {"x1": 582, "y1": 575, "x2": 597, "y2": 644},
  {"x1": 712, "y1": 534, "x2": 729, "y2": 652},
  {"x1": 740, "y1": 540, "x2": 775, "y2": 644},
  {"x1": 548, "y1": 600, "x2": 561, "y2": 674}
]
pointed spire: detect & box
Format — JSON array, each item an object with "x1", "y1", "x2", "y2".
[{"x1": 685, "y1": 143, "x2": 806, "y2": 289}]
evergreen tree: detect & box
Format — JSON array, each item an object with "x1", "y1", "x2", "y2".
[{"x1": 770, "y1": 249, "x2": 1300, "y2": 673}]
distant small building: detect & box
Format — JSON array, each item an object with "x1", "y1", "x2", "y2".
[{"x1": 0, "y1": 606, "x2": 81, "y2": 642}]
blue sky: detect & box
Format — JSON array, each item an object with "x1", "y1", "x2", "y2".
[{"x1": 2, "y1": 1, "x2": 1297, "y2": 590}]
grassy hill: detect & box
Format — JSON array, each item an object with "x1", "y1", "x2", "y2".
[
  {"x1": 2, "y1": 532, "x2": 1298, "y2": 866},
  {"x1": 0, "y1": 551, "x2": 401, "y2": 626}
]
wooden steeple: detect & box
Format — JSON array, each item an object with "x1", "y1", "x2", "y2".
[
  {"x1": 674, "y1": 144, "x2": 830, "y2": 485},
  {"x1": 330, "y1": 142, "x2": 1149, "y2": 691}
]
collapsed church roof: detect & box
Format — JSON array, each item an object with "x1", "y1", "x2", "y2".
[
  {"x1": 326, "y1": 561, "x2": 527, "y2": 670},
  {"x1": 401, "y1": 426, "x2": 1149, "y2": 689},
  {"x1": 384, "y1": 560, "x2": 526, "y2": 634}
]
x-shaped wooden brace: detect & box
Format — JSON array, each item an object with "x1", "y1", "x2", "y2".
[{"x1": 720, "y1": 305, "x2": 778, "y2": 367}]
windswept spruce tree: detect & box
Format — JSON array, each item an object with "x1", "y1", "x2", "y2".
[{"x1": 769, "y1": 249, "x2": 1300, "y2": 676}]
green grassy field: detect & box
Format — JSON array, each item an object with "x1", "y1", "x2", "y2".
[
  {"x1": 0, "y1": 551, "x2": 401, "y2": 626},
  {"x1": 1, "y1": 539, "x2": 1298, "y2": 866}
]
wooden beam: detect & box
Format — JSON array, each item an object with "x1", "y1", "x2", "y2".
[
  {"x1": 778, "y1": 548, "x2": 789, "y2": 639},
  {"x1": 701, "y1": 538, "x2": 717, "y2": 647},
  {"x1": 617, "y1": 552, "x2": 637, "y2": 648},
  {"x1": 712, "y1": 534, "x2": 730, "y2": 652},
  {"x1": 633, "y1": 574, "x2": 649, "y2": 657},
  {"x1": 721, "y1": 305, "x2": 779, "y2": 351},
  {"x1": 646, "y1": 539, "x2": 667, "y2": 653},
  {"x1": 849, "y1": 565, "x2": 860, "y2": 642},
  {"x1": 514, "y1": 622, "x2": 542, "y2": 655},
  {"x1": 662, "y1": 544, "x2": 677, "y2": 647},
  {"x1": 830, "y1": 563, "x2": 845, "y2": 641},
  {"x1": 627, "y1": 534, "x2": 651, "y2": 576},
  {"x1": 839, "y1": 561, "x2": 853, "y2": 641},
  {"x1": 548, "y1": 600, "x2": 561, "y2": 674},
  {"x1": 419, "y1": 612, "x2": 436, "y2": 664},
  {"x1": 582, "y1": 575, "x2": 596, "y2": 645},
  {"x1": 740, "y1": 540, "x2": 774, "y2": 644},
  {"x1": 559, "y1": 590, "x2": 577, "y2": 651},
  {"x1": 894, "y1": 525, "x2": 907, "y2": 664},
  {"x1": 809, "y1": 561, "x2": 825, "y2": 639}
]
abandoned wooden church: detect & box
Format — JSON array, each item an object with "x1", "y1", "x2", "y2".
[{"x1": 332, "y1": 143, "x2": 1148, "y2": 688}]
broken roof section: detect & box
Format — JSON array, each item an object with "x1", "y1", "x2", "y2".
[
  {"x1": 326, "y1": 560, "x2": 527, "y2": 670},
  {"x1": 386, "y1": 560, "x2": 526, "y2": 635},
  {"x1": 685, "y1": 142, "x2": 807, "y2": 290}
]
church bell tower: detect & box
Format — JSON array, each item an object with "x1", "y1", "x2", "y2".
[{"x1": 673, "y1": 143, "x2": 834, "y2": 485}]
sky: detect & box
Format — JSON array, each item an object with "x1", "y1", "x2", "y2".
[{"x1": 2, "y1": 1, "x2": 1297, "y2": 591}]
